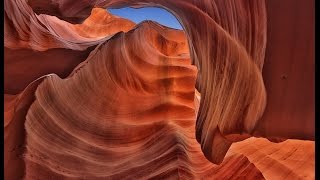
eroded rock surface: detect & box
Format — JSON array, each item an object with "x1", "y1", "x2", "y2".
[{"x1": 4, "y1": 0, "x2": 314, "y2": 179}]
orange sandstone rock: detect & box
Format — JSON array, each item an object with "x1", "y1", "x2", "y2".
[{"x1": 4, "y1": 0, "x2": 314, "y2": 179}]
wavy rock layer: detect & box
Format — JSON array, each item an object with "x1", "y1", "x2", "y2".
[
  {"x1": 5, "y1": 6, "x2": 137, "y2": 94},
  {"x1": 5, "y1": 76, "x2": 47, "y2": 179},
  {"x1": 4, "y1": 0, "x2": 315, "y2": 179},
  {"x1": 24, "y1": 22, "x2": 264, "y2": 179},
  {"x1": 26, "y1": 0, "x2": 314, "y2": 164},
  {"x1": 229, "y1": 138, "x2": 315, "y2": 180}
]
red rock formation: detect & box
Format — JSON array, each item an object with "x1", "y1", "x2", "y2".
[
  {"x1": 23, "y1": 22, "x2": 264, "y2": 179},
  {"x1": 254, "y1": 0, "x2": 315, "y2": 141},
  {"x1": 72, "y1": 8, "x2": 135, "y2": 39},
  {"x1": 5, "y1": 6, "x2": 136, "y2": 94},
  {"x1": 4, "y1": 0, "x2": 314, "y2": 179},
  {"x1": 229, "y1": 138, "x2": 315, "y2": 180},
  {"x1": 5, "y1": 76, "x2": 47, "y2": 179},
  {"x1": 25, "y1": 0, "x2": 270, "y2": 164},
  {"x1": 26, "y1": 0, "x2": 314, "y2": 162}
]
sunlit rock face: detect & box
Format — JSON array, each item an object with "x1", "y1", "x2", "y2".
[{"x1": 5, "y1": 0, "x2": 314, "y2": 179}]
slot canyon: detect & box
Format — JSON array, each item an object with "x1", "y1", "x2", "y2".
[{"x1": 4, "y1": 0, "x2": 314, "y2": 179}]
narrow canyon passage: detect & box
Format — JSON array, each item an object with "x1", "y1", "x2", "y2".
[{"x1": 4, "y1": 0, "x2": 314, "y2": 179}]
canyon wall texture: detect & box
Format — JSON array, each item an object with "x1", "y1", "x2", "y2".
[{"x1": 4, "y1": 0, "x2": 314, "y2": 179}]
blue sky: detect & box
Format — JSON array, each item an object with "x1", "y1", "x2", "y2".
[{"x1": 108, "y1": 7, "x2": 183, "y2": 30}]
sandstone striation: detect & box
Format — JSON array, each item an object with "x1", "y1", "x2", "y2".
[
  {"x1": 4, "y1": 0, "x2": 314, "y2": 179},
  {"x1": 26, "y1": 0, "x2": 314, "y2": 152}
]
